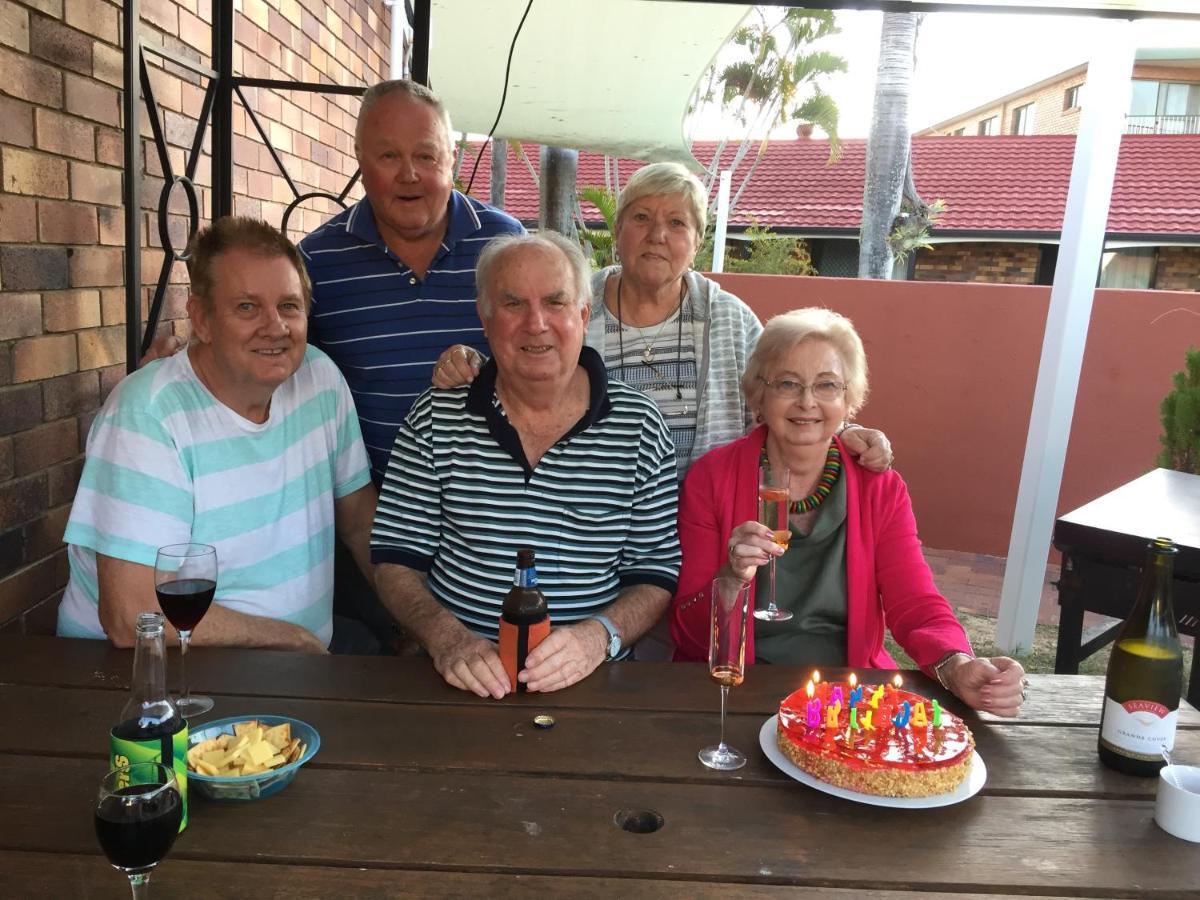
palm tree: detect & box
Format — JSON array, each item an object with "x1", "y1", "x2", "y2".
[{"x1": 859, "y1": 12, "x2": 924, "y2": 279}]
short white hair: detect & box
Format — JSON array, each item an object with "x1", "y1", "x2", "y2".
[{"x1": 475, "y1": 233, "x2": 593, "y2": 318}]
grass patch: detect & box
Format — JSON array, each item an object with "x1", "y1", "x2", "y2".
[{"x1": 885, "y1": 612, "x2": 1194, "y2": 676}]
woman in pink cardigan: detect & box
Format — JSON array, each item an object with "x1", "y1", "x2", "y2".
[{"x1": 670, "y1": 308, "x2": 1026, "y2": 716}]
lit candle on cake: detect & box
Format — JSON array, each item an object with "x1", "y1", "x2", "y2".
[
  {"x1": 805, "y1": 680, "x2": 821, "y2": 727},
  {"x1": 912, "y1": 701, "x2": 928, "y2": 728},
  {"x1": 931, "y1": 699, "x2": 942, "y2": 727},
  {"x1": 825, "y1": 703, "x2": 839, "y2": 729},
  {"x1": 893, "y1": 700, "x2": 911, "y2": 729},
  {"x1": 869, "y1": 685, "x2": 884, "y2": 709},
  {"x1": 830, "y1": 685, "x2": 845, "y2": 708}
]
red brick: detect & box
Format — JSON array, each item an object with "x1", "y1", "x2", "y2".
[
  {"x1": 0, "y1": 384, "x2": 42, "y2": 436},
  {"x1": 95, "y1": 128, "x2": 122, "y2": 166},
  {"x1": 12, "y1": 335, "x2": 77, "y2": 383},
  {"x1": 13, "y1": 418, "x2": 78, "y2": 476},
  {"x1": 1, "y1": 245, "x2": 69, "y2": 290},
  {"x1": 0, "y1": 196, "x2": 38, "y2": 243},
  {"x1": 46, "y1": 457, "x2": 82, "y2": 507},
  {"x1": 77, "y1": 325, "x2": 125, "y2": 370},
  {"x1": 0, "y1": 3, "x2": 29, "y2": 53},
  {"x1": 42, "y1": 288, "x2": 101, "y2": 332},
  {"x1": 29, "y1": 13, "x2": 92, "y2": 76},
  {"x1": 0, "y1": 345, "x2": 11, "y2": 388},
  {"x1": 97, "y1": 205, "x2": 123, "y2": 246},
  {"x1": 64, "y1": 72, "x2": 119, "y2": 126},
  {"x1": 21, "y1": 1, "x2": 64, "y2": 18},
  {"x1": 0, "y1": 438, "x2": 12, "y2": 483},
  {"x1": 69, "y1": 160, "x2": 122, "y2": 205},
  {"x1": 0, "y1": 294, "x2": 41, "y2": 341},
  {"x1": 0, "y1": 471, "x2": 48, "y2": 542},
  {"x1": 24, "y1": 504, "x2": 71, "y2": 563},
  {"x1": 2, "y1": 147, "x2": 69, "y2": 198},
  {"x1": 0, "y1": 96, "x2": 34, "y2": 148},
  {"x1": 42, "y1": 369, "x2": 99, "y2": 420},
  {"x1": 0, "y1": 46, "x2": 63, "y2": 107},
  {"x1": 0, "y1": 548, "x2": 67, "y2": 624},
  {"x1": 34, "y1": 108, "x2": 94, "y2": 162},
  {"x1": 99, "y1": 287, "x2": 125, "y2": 325},
  {"x1": 92, "y1": 39, "x2": 122, "y2": 88},
  {"x1": 68, "y1": 246, "x2": 122, "y2": 287},
  {"x1": 64, "y1": 0, "x2": 119, "y2": 45},
  {"x1": 38, "y1": 200, "x2": 99, "y2": 245}
]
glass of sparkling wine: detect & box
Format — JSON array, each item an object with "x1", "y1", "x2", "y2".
[
  {"x1": 699, "y1": 576, "x2": 750, "y2": 771},
  {"x1": 755, "y1": 460, "x2": 793, "y2": 622},
  {"x1": 154, "y1": 543, "x2": 217, "y2": 717}
]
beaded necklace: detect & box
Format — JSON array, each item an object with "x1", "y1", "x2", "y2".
[{"x1": 760, "y1": 443, "x2": 842, "y2": 514}]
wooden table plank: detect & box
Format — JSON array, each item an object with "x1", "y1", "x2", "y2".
[
  {"x1": 1, "y1": 635, "x2": 1197, "y2": 726},
  {"x1": 3, "y1": 757, "x2": 1197, "y2": 895},
  {"x1": 4, "y1": 684, "x2": 1197, "y2": 800},
  {"x1": 0, "y1": 851, "x2": 1083, "y2": 900}
]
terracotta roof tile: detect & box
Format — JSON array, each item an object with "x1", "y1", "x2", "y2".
[{"x1": 463, "y1": 133, "x2": 1200, "y2": 238}]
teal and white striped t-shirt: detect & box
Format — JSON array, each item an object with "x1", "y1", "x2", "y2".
[{"x1": 58, "y1": 345, "x2": 371, "y2": 646}]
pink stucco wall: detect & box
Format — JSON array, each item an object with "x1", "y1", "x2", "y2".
[{"x1": 706, "y1": 273, "x2": 1200, "y2": 557}]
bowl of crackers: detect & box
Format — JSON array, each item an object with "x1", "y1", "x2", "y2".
[{"x1": 186, "y1": 715, "x2": 319, "y2": 801}]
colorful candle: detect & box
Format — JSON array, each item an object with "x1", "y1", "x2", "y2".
[
  {"x1": 825, "y1": 702, "x2": 840, "y2": 729},
  {"x1": 850, "y1": 706, "x2": 859, "y2": 730},
  {"x1": 830, "y1": 686, "x2": 845, "y2": 708},
  {"x1": 848, "y1": 685, "x2": 864, "y2": 707},
  {"x1": 893, "y1": 700, "x2": 911, "y2": 729},
  {"x1": 869, "y1": 685, "x2": 884, "y2": 709},
  {"x1": 932, "y1": 699, "x2": 942, "y2": 727},
  {"x1": 806, "y1": 698, "x2": 821, "y2": 727},
  {"x1": 912, "y1": 701, "x2": 928, "y2": 727},
  {"x1": 861, "y1": 708, "x2": 873, "y2": 730}
]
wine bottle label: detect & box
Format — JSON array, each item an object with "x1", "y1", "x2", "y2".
[
  {"x1": 110, "y1": 725, "x2": 189, "y2": 831},
  {"x1": 1099, "y1": 697, "x2": 1178, "y2": 761}
]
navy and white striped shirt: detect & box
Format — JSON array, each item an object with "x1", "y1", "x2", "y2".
[
  {"x1": 370, "y1": 347, "x2": 681, "y2": 641},
  {"x1": 298, "y1": 192, "x2": 524, "y2": 483}
]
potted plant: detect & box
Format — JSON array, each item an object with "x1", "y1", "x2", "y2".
[{"x1": 1157, "y1": 346, "x2": 1200, "y2": 475}]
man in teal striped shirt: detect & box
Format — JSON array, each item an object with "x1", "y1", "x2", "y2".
[{"x1": 58, "y1": 219, "x2": 377, "y2": 652}]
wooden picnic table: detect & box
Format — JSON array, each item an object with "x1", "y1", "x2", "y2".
[{"x1": 0, "y1": 634, "x2": 1197, "y2": 898}]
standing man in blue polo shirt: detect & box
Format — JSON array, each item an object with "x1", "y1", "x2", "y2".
[
  {"x1": 298, "y1": 80, "x2": 524, "y2": 483},
  {"x1": 297, "y1": 80, "x2": 523, "y2": 648}
]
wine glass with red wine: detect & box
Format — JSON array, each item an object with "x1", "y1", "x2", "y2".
[
  {"x1": 698, "y1": 576, "x2": 750, "y2": 771},
  {"x1": 154, "y1": 543, "x2": 217, "y2": 717},
  {"x1": 95, "y1": 761, "x2": 182, "y2": 898}
]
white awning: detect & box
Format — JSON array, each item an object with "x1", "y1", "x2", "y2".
[{"x1": 429, "y1": 0, "x2": 751, "y2": 169}]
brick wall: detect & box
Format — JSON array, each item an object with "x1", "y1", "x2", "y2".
[
  {"x1": 913, "y1": 242, "x2": 1041, "y2": 284},
  {"x1": 1155, "y1": 245, "x2": 1200, "y2": 292},
  {"x1": 0, "y1": 0, "x2": 390, "y2": 632},
  {"x1": 922, "y1": 62, "x2": 1200, "y2": 137}
]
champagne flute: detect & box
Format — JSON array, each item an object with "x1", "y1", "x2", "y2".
[
  {"x1": 755, "y1": 460, "x2": 793, "y2": 622},
  {"x1": 154, "y1": 543, "x2": 217, "y2": 717},
  {"x1": 94, "y1": 761, "x2": 183, "y2": 898},
  {"x1": 699, "y1": 576, "x2": 750, "y2": 770}
]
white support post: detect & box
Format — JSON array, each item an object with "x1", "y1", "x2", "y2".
[
  {"x1": 711, "y1": 169, "x2": 732, "y2": 273},
  {"x1": 995, "y1": 19, "x2": 1135, "y2": 652}
]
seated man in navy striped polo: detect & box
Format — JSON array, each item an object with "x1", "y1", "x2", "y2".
[
  {"x1": 371, "y1": 233, "x2": 681, "y2": 697},
  {"x1": 58, "y1": 218, "x2": 377, "y2": 653}
]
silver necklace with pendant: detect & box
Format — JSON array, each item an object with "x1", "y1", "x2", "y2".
[{"x1": 615, "y1": 275, "x2": 689, "y2": 403}]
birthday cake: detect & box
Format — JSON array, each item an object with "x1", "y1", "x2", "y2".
[{"x1": 776, "y1": 679, "x2": 975, "y2": 798}]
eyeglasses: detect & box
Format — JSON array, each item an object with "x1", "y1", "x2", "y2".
[{"x1": 757, "y1": 376, "x2": 846, "y2": 402}]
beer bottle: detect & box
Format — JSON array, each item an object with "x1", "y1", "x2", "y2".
[
  {"x1": 499, "y1": 549, "x2": 550, "y2": 692},
  {"x1": 1098, "y1": 537, "x2": 1183, "y2": 776},
  {"x1": 110, "y1": 612, "x2": 189, "y2": 829}
]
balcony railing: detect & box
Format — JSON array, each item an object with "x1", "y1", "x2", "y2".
[{"x1": 1125, "y1": 114, "x2": 1200, "y2": 134}]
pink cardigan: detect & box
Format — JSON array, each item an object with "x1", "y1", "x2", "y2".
[{"x1": 669, "y1": 426, "x2": 972, "y2": 670}]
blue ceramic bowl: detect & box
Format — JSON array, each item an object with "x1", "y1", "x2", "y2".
[{"x1": 187, "y1": 715, "x2": 320, "y2": 801}]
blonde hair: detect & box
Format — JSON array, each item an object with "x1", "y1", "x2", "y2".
[
  {"x1": 186, "y1": 217, "x2": 311, "y2": 312},
  {"x1": 742, "y1": 307, "x2": 868, "y2": 418},
  {"x1": 615, "y1": 162, "x2": 708, "y2": 236}
]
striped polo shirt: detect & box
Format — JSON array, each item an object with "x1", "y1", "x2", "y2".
[
  {"x1": 57, "y1": 346, "x2": 372, "y2": 647},
  {"x1": 298, "y1": 192, "x2": 524, "y2": 484},
  {"x1": 370, "y1": 347, "x2": 681, "y2": 640}
]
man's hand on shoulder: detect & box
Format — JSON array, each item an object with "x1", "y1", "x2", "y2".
[
  {"x1": 840, "y1": 424, "x2": 893, "y2": 473},
  {"x1": 140, "y1": 333, "x2": 187, "y2": 366},
  {"x1": 519, "y1": 620, "x2": 607, "y2": 693},
  {"x1": 428, "y1": 624, "x2": 510, "y2": 699}
]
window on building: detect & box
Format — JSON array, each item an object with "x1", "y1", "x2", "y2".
[
  {"x1": 1128, "y1": 80, "x2": 1200, "y2": 133},
  {"x1": 1011, "y1": 103, "x2": 1036, "y2": 135},
  {"x1": 1063, "y1": 85, "x2": 1081, "y2": 110},
  {"x1": 977, "y1": 116, "x2": 998, "y2": 136},
  {"x1": 1099, "y1": 247, "x2": 1157, "y2": 289},
  {"x1": 950, "y1": 127, "x2": 965, "y2": 136}
]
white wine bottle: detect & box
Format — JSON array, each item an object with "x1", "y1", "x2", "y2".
[{"x1": 1097, "y1": 537, "x2": 1183, "y2": 776}]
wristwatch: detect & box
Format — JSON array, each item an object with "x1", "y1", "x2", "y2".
[{"x1": 592, "y1": 615, "x2": 622, "y2": 661}]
